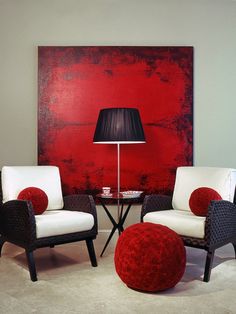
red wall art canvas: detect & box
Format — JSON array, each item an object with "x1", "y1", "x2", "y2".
[{"x1": 38, "y1": 46, "x2": 193, "y2": 196}]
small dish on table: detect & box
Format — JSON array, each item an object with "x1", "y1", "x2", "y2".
[
  {"x1": 120, "y1": 191, "x2": 143, "y2": 198},
  {"x1": 100, "y1": 193, "x2": 113, "y2": 197}
]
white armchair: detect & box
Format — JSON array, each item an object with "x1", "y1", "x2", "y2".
[
  {"x1": 0, "y1": 166, "x2": 98, "y2": 281},
  {"x1": 141, "y1": 166, "x2": 236, "y2": 282}
]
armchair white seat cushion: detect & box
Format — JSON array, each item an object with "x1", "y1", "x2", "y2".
[
  {"x1": 144, "y1": 210, "x2": 205, "y2": 238},
  {"x1": 36, "y1": 210, "x2": 94, "y2": 238},
  {"x1": 1, "y1": 166, "x2": 64, "y2": 210}
]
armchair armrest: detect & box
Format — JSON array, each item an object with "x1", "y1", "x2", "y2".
[
  {"x1": 0, "y1": 200, "x2": 36, "y2": 246},
  {"x1": 63, "y1": 194, "x2": 98, "y2": 231},
  {"x1": 206, "y1": 200, "x2": 236, "y2": 249},
  {"x1": 141, "y1": 194, "x2": 173, "y2": 221}
]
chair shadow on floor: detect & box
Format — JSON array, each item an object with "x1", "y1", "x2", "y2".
[
  {"x1": 182, "y1": 246, "x2": 234, "y2": 283},
  {"x1": 12, "y1": 244, "x2": 94, "y2": 275}
]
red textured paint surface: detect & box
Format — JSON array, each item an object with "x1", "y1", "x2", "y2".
[{"x1": 38, "y1": 46, "x2": 193, "y2": 195}]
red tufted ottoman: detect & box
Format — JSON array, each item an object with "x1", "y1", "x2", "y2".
[{"x1": 114, "y1": 222, "x2": 186, "y2": 292}]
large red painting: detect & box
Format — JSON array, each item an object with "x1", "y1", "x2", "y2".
[{"x1": 38, "y1": 46, "x2": 193, "y2": 196}]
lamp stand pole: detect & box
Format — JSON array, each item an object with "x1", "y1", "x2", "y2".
[
  {"x1": 117, "y1": 143, "x2": 120, "y2": 195},
  {"x1": 117, "y1": 143, "x2": 121, "y2": 220}
]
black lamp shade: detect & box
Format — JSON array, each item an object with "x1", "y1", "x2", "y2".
[{"x1": 93, "y1": 108, "x2": 145, "y2": 143}]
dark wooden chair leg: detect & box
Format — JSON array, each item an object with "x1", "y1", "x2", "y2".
[
  {"x1": 86, "y1": 239, "x2": 97, "y2": 267},
  {"x1": 0, "y1": 236, "x2": 5, "y2": 257},
  {"x1": 26, "y1": 250, "x2": 38, "y2": 282},
  {"x1": 232, "y1": 243, "x2": 236, "y2": 258},
  {"x1": 203, "y1": 250, "x2": 215, "y2": 282}
]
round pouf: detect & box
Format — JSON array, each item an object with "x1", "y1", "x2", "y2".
[{"x1": 114, "y1": 222, "x2": 186, "y2": 292}]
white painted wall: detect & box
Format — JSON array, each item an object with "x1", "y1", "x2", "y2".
[{"x1": 0, "y1": 0, "x2": 236, "y2": 228}]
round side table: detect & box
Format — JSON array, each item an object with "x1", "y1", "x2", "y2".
[{"x1": 96, "y1": 193, "x2": 141, "y2": 256}]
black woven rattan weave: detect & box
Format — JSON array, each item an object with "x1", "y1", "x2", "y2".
[
  {"x1": 0, "y1": 175, "x2": 98, "y2": 282},
  {"x1": 141, "y1": 194, "x2": 236, "y2": 282}
]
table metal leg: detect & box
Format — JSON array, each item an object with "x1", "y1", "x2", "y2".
[
  {"x1": 118, "y1": 203, "x2": 124, "y2": 235},
  {"x1": 119, "y1": 203, "x2": 132, "y2": 227},
  {"x1": 100, "y1": 201, "x2": 117, "y2": 226},
  {"x1": 100, "y1": 225, "x2": 117, "y2": 257},
  {"x1": 98, "y1": 197, "x2": 137, "y2": 257}
]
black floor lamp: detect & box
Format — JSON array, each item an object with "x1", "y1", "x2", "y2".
[{"x1": 93, "y1": 108, "x2": 146, "y2": 196}]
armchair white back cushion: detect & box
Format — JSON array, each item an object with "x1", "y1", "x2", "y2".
[
  {"x1": 1, "y1": 166, "x2": 64, "y2": 210},
  {"x1": 172, "y1": 167, "x2": 236, "y2": 211}
]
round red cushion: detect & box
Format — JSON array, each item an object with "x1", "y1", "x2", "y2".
[
  {"x1": 17, "y1": 187, "x2": 48, "y2": 215},
  {"x1": 189, "y1": 187, "x2": 222, "y2": 216},
  {"x1": 114, "y1": 222, "x2": 186, "y2": 292}
]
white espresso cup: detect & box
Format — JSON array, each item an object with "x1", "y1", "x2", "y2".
[{"x1": 102, "y1": 187, "x2": 111, "y2": 195}]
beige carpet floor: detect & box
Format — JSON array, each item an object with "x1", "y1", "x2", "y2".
[{"x1": 0, "y1": 232, "x2": 236, "y2": 314}]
